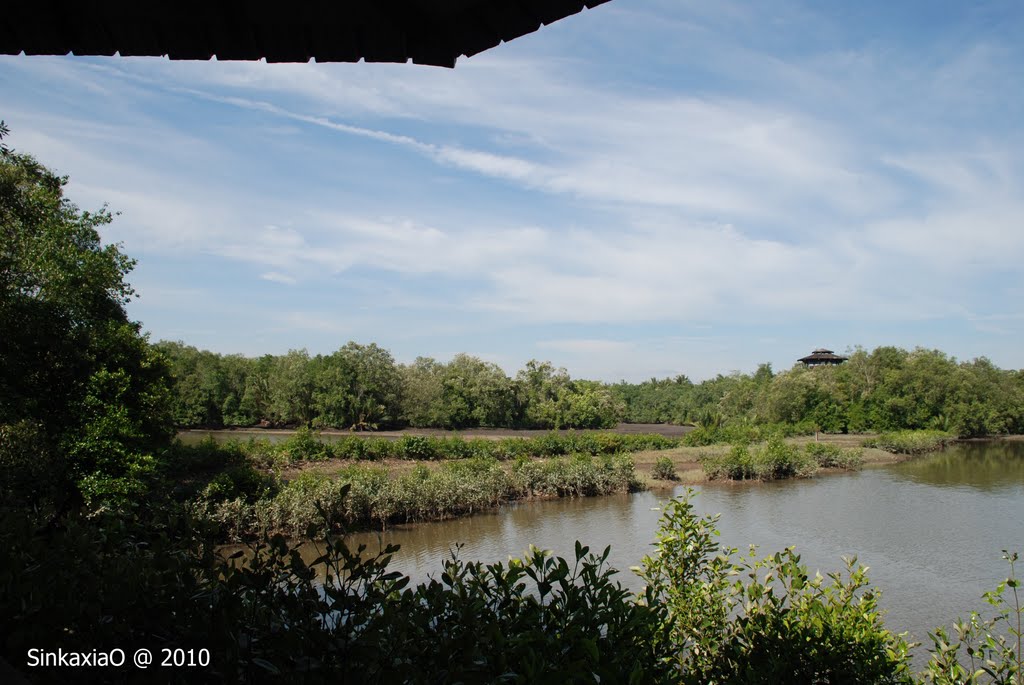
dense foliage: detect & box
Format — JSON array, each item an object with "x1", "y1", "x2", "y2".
[
  {"x1": 863, "y1": 430, "x2": 957, "y2": 455},
  {"x1": 639, "y1": 493, "x2": 918, "y2": 684},
  {"x1": 158, "y1": 342, "x2": 623, "y2": 431},
  {"x1": 0, "y1": 128, "x2": 171, "y2": 513},
  {"x1": 206, "y1": 428, "x2": 679, "y2": 464}
]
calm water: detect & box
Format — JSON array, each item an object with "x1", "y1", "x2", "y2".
[{"x1": 331, "y1": 441, "x2": 1024, "y2": 649}]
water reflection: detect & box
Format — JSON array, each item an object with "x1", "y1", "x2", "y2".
[
  {"x1": 690, "y1": 464, "x2": 1024, "y2": 648},
  {"x1": 287, "y1": 493, "x2": 664, "y2": 590},
  {"x1": 891, "y1": 441, "x2": 1024, "y2": 490}
]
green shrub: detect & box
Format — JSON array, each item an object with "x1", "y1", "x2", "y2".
[
  {"x1": 509, "y1": 454, "x2": 641, "y2": 500},
  {"x1": 701, "y1": 437, "x2": 816, "y2": 481},
  {"x1": 465, "y1": 437, "x2": 498, "y2": 459},
  {"x1": 280, "y1": 426, "x2": 330, "y2": 462},
  {"x1": 491, "y1": 437, "x2": 532, "y2": 460},
  {"x1": 160, "y1": 436, "x2": 241, "y2": 474},
  {"x1": 863, "y1": 430, "x2": 956, "y2": 455},
  {"x1": 805, "y1": 442, "x2": 865, "y2": 469},
  {"x1": 0, "y1": 421, "x2": 68, "y2": 516},
  {"x1": 533, "y1": 432, "x2": 570, "y2": 457},
  {"x1": 652, "y1": 456, "x2": 677, "y2": 481},
  {"x1": 683, "y1": 425, "x2": 721, "y2": 447},
  {"x1": 332, "y1": 435, "x2": 366, "y2": 460},
  {"x1": 639, "y1": 491, "x2": 916, "y2": 684},
  {"x1": 200, "y1": 464, "x2": 278, "y2": 504},
  {"x1": 360, "y1": 438, "x2": 396, "y2": 461},
  {"x1": 238, "y1": 437, "x2": 281, "y2": 468},
  {"x1": 627, "y1": 433, "x2": 679, "y2": 452},
  {"x1": 201, "y1": 431, "x2": 680, "y2": 467},
  {"x1": 196, "y1": 453, "x2": 643, "y2": 539},
  {"x1": 255, "y1": 472, "x2": 350, "y2": 535},
  {"x1": 922, "y1": 550, "x2": 1023, "y2": 685},
  {"x1": 700, "y1": 444, "x2": 754, "y2": 480},
  {"x1": 756, "y1": 435, "x2": 815, "y2": 479},
  {"x1": 684, "y1": 423, "x2": 816, "y2": 448},
  {"x1": 396, "y1": 435, "x2": 438, "y2": 460}
]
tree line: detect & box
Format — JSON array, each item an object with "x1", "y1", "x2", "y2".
[
  {"x1": 611, "y1": 348, "x2": 1024, "y2": 438},
  {"x1": 156, "y1": 342, "x2": 622, "y2": 431},
  {"x1": 159, "y1": 340, "x2": 1024, "y2": 438}
]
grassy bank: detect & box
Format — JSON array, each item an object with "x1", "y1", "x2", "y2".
[
  {"x1": 642, "y1": 429, "x2": 964, "y2": 484},
  {"x1": 189, "y1": 453, "x2": 643, "y2": 540},
  {"x1": 169, "y1": 428, "x2": 962, "y2": 536},
  {"x1": 181, "y1": 428, "x2": 679, "y2": 465},
  {"x1": 633, "y1": 434, "x2": 879, "y2": 485},
  {"x1": 160, "y1": 430, "x2": 674, "y2": 539},
  {"x1": 862, "y1": 429, "x2": 957, "y2": 455}
]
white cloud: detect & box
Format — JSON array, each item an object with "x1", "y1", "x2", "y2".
[
  {"x1": 433, "y1": 146, "x2": 539, "y2": 181},
  {"x1": 864, "y1": 207, "x2": 1024, "y2": 269},
  {"x1": 867, "y1": 147, "x2": 1024, "y2": 269},
  {"x1": 260, "y1": 271, "x2": 297, "y2": 285},
  {"x1": 214, "y1": 212, "x2": 551, "y2": 281}
]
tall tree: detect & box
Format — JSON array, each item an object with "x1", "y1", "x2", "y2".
[{"x1": 0, "y1": 126, "x2": 171, "y2": 511}]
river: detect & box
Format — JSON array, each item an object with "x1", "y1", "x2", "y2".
[{"x1": 331, "y1": 440, "x2": 1024, "y2": 652}]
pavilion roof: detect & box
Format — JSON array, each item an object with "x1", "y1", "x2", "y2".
[
  {"x1": 798, "y1": 349, "x2": 848, "y2": 364},
  {"x1": 2, "y1": 1, "x2": 611, "y2": 68}
]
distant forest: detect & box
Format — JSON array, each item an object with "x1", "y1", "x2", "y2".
[{"x1": 157, "y1": 342, "x2": 1024, "y2": 437}]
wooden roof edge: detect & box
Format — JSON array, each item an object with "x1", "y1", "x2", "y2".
[{"x1": 1, "y1": 0, "x2": 612, "y2": 68}]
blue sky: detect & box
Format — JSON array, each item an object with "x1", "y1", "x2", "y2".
[{"x1": 3, "y1": 0, "x2": 1023, "y2": 382}]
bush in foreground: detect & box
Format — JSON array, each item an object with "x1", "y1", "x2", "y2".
[
  {"x1": 6, "y1": 490, "x2": 1020, "y2": 683},
  {"x1": 638, "y1": 492, "x2": 916, "y2": 684}
]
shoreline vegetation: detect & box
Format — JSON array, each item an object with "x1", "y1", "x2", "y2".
[
  {"x1": 177, "y1": 430, "x2": 668, "y2": 540},
  {"x1": 173, "y1": 427, "x2": 966, "y2": 541}
]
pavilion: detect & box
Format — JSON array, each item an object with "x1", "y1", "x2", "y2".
[{"x1": 798, "y1": 348, "x2": 848, "y2": 366}]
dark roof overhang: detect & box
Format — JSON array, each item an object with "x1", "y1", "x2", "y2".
[{"x1": 2, "y1": 1, "x2": 611, "y2": 68}]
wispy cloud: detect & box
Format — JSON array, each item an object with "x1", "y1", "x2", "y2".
[{"x1": 260, "y1": 271, "x2": 297, "y2": 285}]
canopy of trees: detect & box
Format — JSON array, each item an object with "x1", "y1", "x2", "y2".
[{"x1": 157, "y1": 342, "x2": 624, "y2": 431}]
